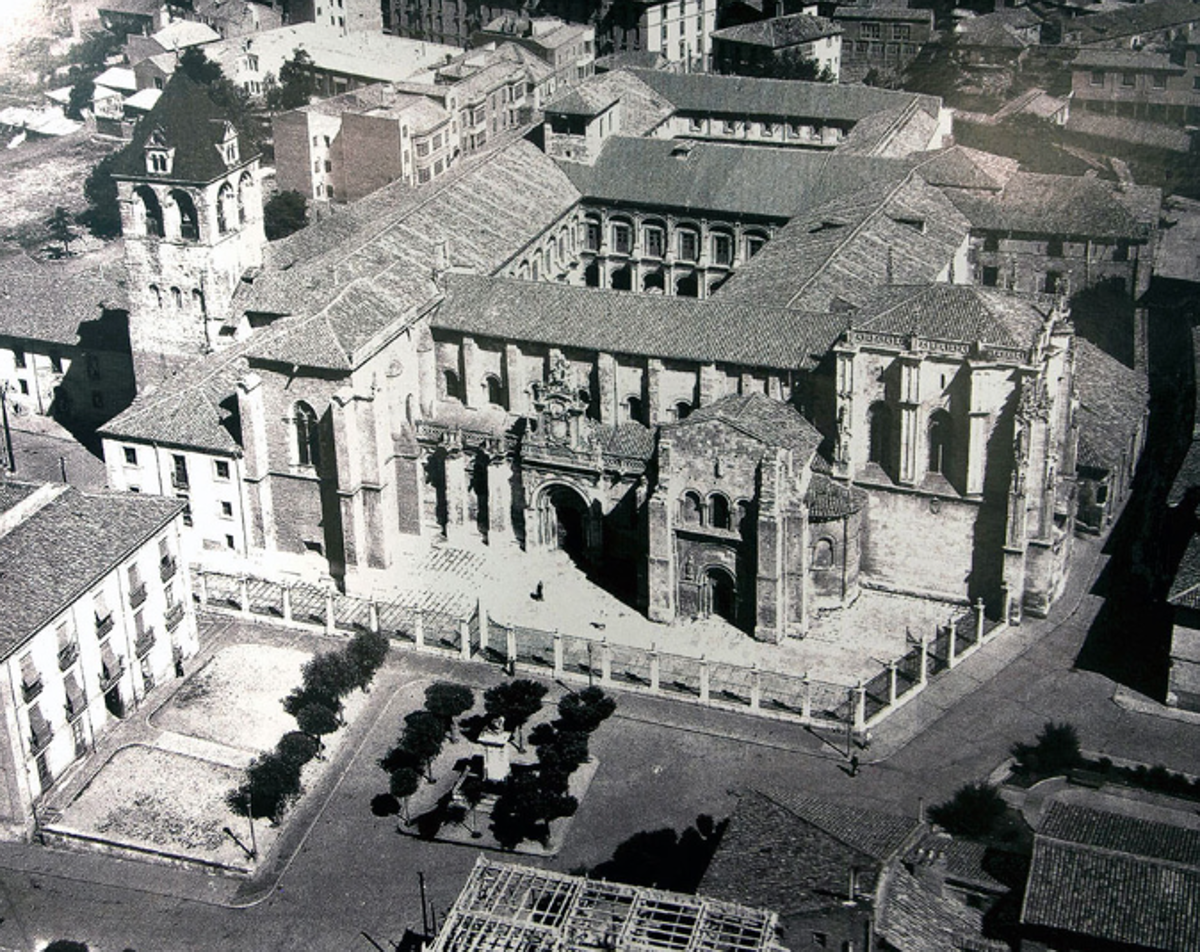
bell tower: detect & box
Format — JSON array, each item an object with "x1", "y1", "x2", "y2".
[{"x1": 112, "y1": 75, "x2": 267, "y2": 387}]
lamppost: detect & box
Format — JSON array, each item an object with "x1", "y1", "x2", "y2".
[
  {"x1": 0, "y1": 382, "x2": 15, "y2": 474},
  {"x1": 245, "y1": 790, "x2": 257, "y2": 860}
]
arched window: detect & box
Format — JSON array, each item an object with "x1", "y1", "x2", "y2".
[
  {"x1": 680, "y1": 491, "x2": 702, "y2": 524},
  {"x1": 238, "y1": 171, "x2": 253, "y2": 225},
  {"x1": 443, "y1": 369, "x2": 462, "y2": 402},
  {"x1": 868, "y1": 402, "x2": 892, "y2": 471},
  {"x1": 624, "y1": 395, "x2": 645, "y2": 425},
  {"x1": 483, "y1": 374, "x2": 505, "y2": 408},
  {"x1": 171, "y1": 286, "x2": 182, "y2": 309},
  {"x1": 294, "y1": 402, "x2": 320, "y2": 467},
  {"x1": 192, "y1": 288, "x2": 206, "y2": 315},
  {"x1": 928, "y1": 409, "x2": 952, "y2": 475},
  {"x1": 217, "y1": 182, "x2": 234, "y2": 234},
  {"x1": 149, "y1": 284, "x2": 162, "y2": 308},
  {"x1": 518, "y1": 260, "x2": 530, "y2": 280},
  {"x1": 813, "y1": 538, "x2": 834, "y2": 569},
  {"x1": 134, "y1": 186, "x2": 164, "y2": 238},
  {"x1": 709, "y1": 493, "x2": 731, "y2": 530},
  {"x1": 674, "y1": 401, "x2": 692, "y2": 421},
  {"x1": 171, "y1": 190, "x2": 199, "y2": 241}
]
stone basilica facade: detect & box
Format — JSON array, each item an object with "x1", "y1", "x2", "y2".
[{"x1": 100, "y1": 72, "x2": 1146, "y2": 642}]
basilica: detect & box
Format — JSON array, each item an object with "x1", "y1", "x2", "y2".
[{"x1": 98, "y1": 71, "x2": 1151, "y2": 642}]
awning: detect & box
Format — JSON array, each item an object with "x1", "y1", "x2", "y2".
[
  {"x1": 100, "y1": 642, "x2": 121, "y2": 683},
  {"x1": 64, "y1": 672, "x2": 86, "y2": 717},
  {"x1": 28, "y1": 704, "x2": 51, "y2": 749},
  {"x1": 19, "y1": 654, "x2": 39, "y2": 691}
]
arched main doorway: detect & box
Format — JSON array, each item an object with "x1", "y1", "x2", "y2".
[
  {"x1": 703, "y1": 566, "x2": 737, "y2": 625},
  {"x1": 537, "y1": 484, "x2": 592, "y2": 565}
]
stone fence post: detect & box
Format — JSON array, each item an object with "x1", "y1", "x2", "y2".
[
  {"x1": 324, "y1": 590, "x2": 336, "y2": 636},
  {"x1": 553, "y1": 630, "x2": 563, "y2": 676},
  {"x1": 459, "y1": 618, "x2": 471, "y2": 661},
  {"x1": 698, "y1": 656, "x2": 710, "y2": 705},
  {"x1": 600, "y1": 639, "x2": 612, "y2": 686},
  {"x1": 281, "y1": 584, "x2": 292, "y2": 624},
  {"x1": 649, "y1": 646, "x2": 660, "y2": 693},
  {"x1": 414, "y1": 607, "x2": 425, "y2": 649}
]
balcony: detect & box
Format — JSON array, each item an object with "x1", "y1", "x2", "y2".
[
  {"x1": 165, "y1": 603, "x2": 185, "y2": 631},
  {"x1": 30, "y1": 726, "x2": 52, "y2": 755},
  {"x1": 135, "y1": 630, "x2": 156, "y2": 659},
  {"x1": 129, "y1": 583, "x2": 147, "y2": 609},
  {"x1": 160, "y1": 556, "x2": 177, "y2": 582},
  {"x1": 21, "y1": 679, "x2": 42, "y2": 703},
  {"x1": 96, "y1": 614, "x2": 114, "y2": 638},
  {"x1": 58, "y1": 643, "x2": 79, "y2": 671},
  {"x1": 99, "y1": 660, "x2": 124, "y2": 692}
]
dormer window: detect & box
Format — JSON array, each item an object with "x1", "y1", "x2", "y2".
[
  {"x1": 145, "y1": 127, "x2": 174, "y2": 175},
  {"x1": 216, "y1": 121, "x2": 240, "y2": 167}
]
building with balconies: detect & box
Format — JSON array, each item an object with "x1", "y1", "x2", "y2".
[{"x1": 0, "y1": 480, "x2": 198, "y2": 840}]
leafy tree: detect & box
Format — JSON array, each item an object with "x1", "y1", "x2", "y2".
[
  {"x1": 301, "y1": 650, "x2": 358, "y2": 710},
  {"x1": 294, "y1": 700, "x2": 340, "y2": 749},
  {"x1": 263, "y1": 190, "x2": 308, "y2": 240},
  {"x1": 45, "y1": 206, "x2": 77, "y2": 257},
  {"x1": 80, "y1": 152, "x2": 121, "y2": 239},
  {"x1": 228, "y1": 750, "x2": 302, "y2": 823},
  {"x1": 424, "y1": 682, "x2": 474, "y2": 736},
  {"x1": 483, "y1": 679, "x2": 547, "y2": 750},
  {"x1": 399, "y1": 710, "x2": 447, "y2": 780},
  {"x1": 347, "y1": 628, "x2": 390, "y2": 690},
  {"x1": 277, "y1": 730, "x2": 320, "y2": 768},
  {"x1": 530, "y1": 722, "x2": 589, "y2": 792},
  {"x1": 556, "y1": 686, "x2": 616, "y2": 734},
  {"x1": 174, "y1": 51, "x2": 260, "y2": 152},
  {"x1": 178, "y1": 46, "x2": 224, "y2": 86},
  {"x1": 65, "y1": 78, "x2": 94, "y2": 121},
  {"x1": 68, "y1": 30, "x2": 122, "y2": 71},
  {"x1": 490, "y1": 770, "x2": 578, "y2": 849},
  {"x1": 928, "y1": 782, "x2": 1007, "y2": 839},
  {"x1": 390, "y1": 765, "x2": 421, "y2": 822},
  {"x1": 1012, "y1": 721, "x2": 1082, "y2": 778},
  {"x1": 270, "y1": 48, "x2": 317, "y2": 110}
]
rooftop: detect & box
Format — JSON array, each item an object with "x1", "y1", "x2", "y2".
[
  {"x1": 150, "y1": 19, "x2": 220, "y2": 50},
  {"x1": 1074, "y1": 338, "x2": 1147, "y2": 475},
  {"x1": 434, "y1": 273, "x2": 847, "y2": 372},
  {"x1": 428, "y1": 858, "x2": 784, "y2": 952},
  {"x1": 1073, "y1": 47, "x2": 1184, "y2": 70},
  {"x1": 711, "y1": 14, "x2": 843, "y2": 47},
  {"x1": 0, "y1": 266, "x2": 127, "y2": 347},
  {"x1": 545, "y1": 70, "x2": 673, "y2": 133},
  {"x1": 834, "y1": 4, "x2": 933, "y2": 20},
  {"x1": 668, "y1": 393, "x2": 824, "y2": 461},
  {"x1": 0, "y1": 480, "x2": 182, "y2": 656},
  {"x1": 1065, "y1": 0, "x2": 1200, "y2": 45}
]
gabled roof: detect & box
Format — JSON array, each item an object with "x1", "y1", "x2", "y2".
[
  {"x1": 850, "y1": 284, "x2": 1056, "y2": 352},
  {"x1": 1074, "y1": 338, "x2": 1147, "y2": 476},
  {"x1": 711, "y1": 13, "x2": 843, "y2": 47},
  {"x1": 1073, "y1": 48, "x2": 1183, "y2": 70},
  {"x1": 669, "y1": 394, "x2": 823, "y2": 460},
  {"x1": 434, "y1": 273, "x2": 847, "y2": 372},
  {"x1": 944, "y1": 172, "x2": 1159, "y2": 239},
  {"x1": 1023, "y1": 802, "x2": 1200, "y2": 951},
  {"x1": 93, "y1": 65, "x2": 137, "y2": 93},
  {"x1": 151, "y1": 19, "x2": 220, "y2": 49},
  {"x1": 917, "y1": 146, "x2": 1017, "y2": 191},
  {"x1": 876, "y1": 864, "x2": 1009, "y2": 952},
  {"x1": 559, "y1": 137, "x2": 836, "y2": 219},
  {"x1": 0, "y1": 267, "x2": 127, "y2": 346},
  {"x1": 628, "y1": 67, "x2": 941, "y2": 123},
  {"x1": 834, "y1": 4, "x2": 932, "y2": 20},
  {"x1": 110, "y1": 74, "x2": 255, "y2": 184},
  {"x1": 0, "y1": 481, "x2": 183, "y2": 655},
  {"x1": 545, "y1": 70, "x2": 673, "y2": 134},
  {"x1": 1067, "y1": 0, "x2": 1200, "y2": 45}
]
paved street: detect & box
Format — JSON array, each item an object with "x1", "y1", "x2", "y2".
[{"x1": 0, "y1": 530, "x2": 1195, "y2": 951}]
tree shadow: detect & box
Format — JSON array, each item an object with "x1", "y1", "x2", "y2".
[
  {"x1": 371, "y1": 794, "x2": 400, "y2": 817},
  {"x1": 580, "y1": 814, "x2": 728, "y2": 894}
]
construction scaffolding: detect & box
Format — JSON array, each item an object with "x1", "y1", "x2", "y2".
[{"x1": 429, "y1": 859, "x2": 784, "y2": 952}]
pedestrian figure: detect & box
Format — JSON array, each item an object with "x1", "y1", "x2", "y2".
[
  {"x1": 531, "y1": 581, "x2": 544, "y2": 601},
  {"x1": 849, "y1": 754, "x2": 860, "y2": 777}
]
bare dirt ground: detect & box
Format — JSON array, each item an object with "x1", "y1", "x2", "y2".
[{"x1": 0, "y1": 128, "x2": 120, "y2": 248}]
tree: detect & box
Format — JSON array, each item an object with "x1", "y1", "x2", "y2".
[
  {"x1": 294, "y1": 701, "x2": 340, "y2": 751},
  {"x1": 491, "y1": 771, "x2": 577, "y2": 849},
  {"x1": 928, "y1": 782, "x2": 1008, "y2": 839},
  {"x1": 532, "y1": 725, "x2": 589, "y2": 793},
  {"x1": 399, "y1": 710, "x2": 447, "y2": 780},
  {"x1": 1011, "y1": 721, "x2": 1082, "y2": 778},
  {"x1": 65, "y1": 78, "x2": 94, "y2": 121},
  {"x1": 271, "y1": 48, "x2": 317, "y2": 111},
  {"x1": 45, "y1": 206, "x2": 77, "y2": 257},
  {"x1": 263, "y1": 190, "x2": 308, "y2": 240},
  {"x1": 424, "y1": 682, "x2": 474, "y2": 736},
  {"x1": 556, "y1": 686, "x2": 616, "y2": 734},
  {"x1": 80, "y1": 152, "x2": 121, "y2": 239},
  {"x1": 300, "y1": 650, "x2": 358, "y2": 710},
  {"x1": 483, "y1": 679, "x2": 547, "y2": 750},
  {"x1": 178, "y1": 46, "x2": 223, "y2": 86},
  {"x1": 346, "y1": 628, "x2": 390, "y2": 690},
  {"x1": 228, "y1": 750, "x2": 302, "y2": 823},
  {"x1": 390, "y1": 765, "x2": 421, "y2": 823},
  {"x1": 175, "y1": 50, "x2": 260, "y2": 152},
  {"x1": 277, "y1": 730, "x2": 320, "y2": 768}
]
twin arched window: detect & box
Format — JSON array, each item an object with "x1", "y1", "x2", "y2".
[{"x1": 294, "y1": 402, "x2": 320, "y2": 468}]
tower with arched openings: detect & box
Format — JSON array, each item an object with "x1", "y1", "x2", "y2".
[{"x1": 112, "y1": 75, "x2": 266, "y2": 388}]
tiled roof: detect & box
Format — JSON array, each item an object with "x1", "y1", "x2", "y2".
[
  {"x1": 150, "y1": 19, "x2": 220, "y2": 49},
  {"x1": 711, "y1": 14, "x2": 843, "y2": 47},
  {"x1": 434, "y1": 273, "x2": 848, "y2": 372},
  {"x1": 851, "y1": 284, "x2": 1056, "y2": 351},
  {"x1": 1169, "y1": 533, "x2": 1200, "y2": 609},
  {"x1": 0, "y1": 481, "x2": 182, "y2": 656},
  {"x1": 806, "y1": 472, "x2": 866, "y2": 518},
  {"x1": 905, "y1": 833, "x2": 1010, "y2": 892},
  {"x1": 876, "y1": 864, "x2": 1008, "y2": 952},
  {"x1": 944, "y1": 172, "x2": 1159, "y2": 239},
  {"x1": 1022, "y1": 836, "x2": 1200, "y2": 951},
  {"x1": 545, "y1": 70, "x2": 673, "y2": 135},
  {"x1": 1067, "y1": 0, "x2": 1200, "y2": 45},
  {"x1": 0, "y1": 267, "x2": 128, "y2": 346},
  {"x1": 628, "y1": 67, "x2": 941, "y2": 124},
  {"x1": 699, "y1": 790, "x2": 921, "y2": 916},
  {"x1": 834, "y1": 5, "x2": 932, "y2": 20},
  {"x1": 1040, "y1": 802, "x2": 1200, "y2": 865},
  {"x1": 671, "y1": 394, "x2": 822, "y2": 459},
  {"x1": 955, "y1": 20, "x2": 1029, "y2": 49},
  {"x1": 0, "y1": 481, "x2": 40, "y2": 515},
  {"x1": 1065, "y1": 111, "x2": 1193, "y2": 153},
  {"x1": 560, "y1": 137, "x2": 836, "y2": 219},
  {"x1": 110, "y1": 74, "x2": 255, "y2": 184},
  {"x1": 1169, "y1": 326, "x2": 1200, "y2": 507},
  {"x1": 1073, "y1": 48, "x2": 1183, "y2": 70},
  {"x1": 718, "y1": 161, "x2": 971, "y2": 311},
  {"x1": 916, "y1": 146, "x2": 1016, "y2": 191},
  {"x1": 1074, "y1": 338, "x2": 1147, "y2": 476},
  {"x1": 242, "y1": 139, "x2": 581, "y2": 359},
  {"x1": 99, "y1": 340, "x2": 249, "y2": 453}
]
